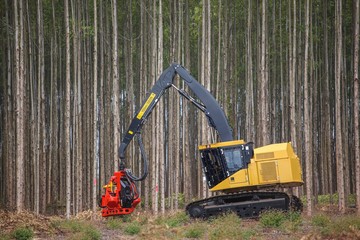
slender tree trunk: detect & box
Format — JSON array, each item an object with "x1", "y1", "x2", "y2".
[
  {"x1": 37, "y1": 0, "x2": 46, "y2": 214},
  {"x1": 353, "y1": 0, "x2": 360, "y2": 215},
  {"x1": 290, "y1": 0, "x2": 297, "y2": 152},
  {"x1": 15, "y1": 0, "x2": 25, "y2": 213},
  {"x1": 4, "y1": 0, "x2": 15, "y2": 210},
  {"x1": 323, "y1": 0, "x2": 333, "y2": 200},
  {"x1": 290, "y1": 0, "x2": 298, "y2": 196},
  {"x1": 216, "y1": 0, "x2": 222, "y2": 103},
  {"x1": 151, "y1": 0, "x2": 158, "y2": 214},
  {"x1": 64, "y1": 0, "x2": 72, "y2": 219},
  {"x1": 49, "y1": 0, "x2": 59, "y2": 210},
  {"x1": 174, "y1": 0, "x2": 182, "y2": 211},
  {"x1": 112, "y1": 0, "x2": 119, "y2": 171},
  {"x1": 246, "y1": 0, "x2": 254, "y2": 142},
  {"x1": 183, "y1": 0, "x2": 192, "y2": 204},
  {"x1": 30, "y1": 0, "x2": 38, "y2": 214},
  {"x1": 99, "y1": 0, "x2": 106, "y2": 197},
  {"x1": 157, "y1": 0, "x2": 165, "y2": 215},
  {"x1": 139, "y1": 0, "x2": 150, "y2": 210},
  {"x1": 335, "y1": 0, "x2": 345, "y2": 214},
  {"x1": 260, "y1": 0, "x2": 269, "y2": 146},
  {"x1": 304, "y1": 0, "x2": 313, "y2": 216},
  {"x1": 279, "y1": 0, "x2": 286, "y2": 142},
  {"x1": 92, "y1": 0, "x2": 98, "y2": 212},
  {"x1": 200, "y1": 0, "x2": 211, "y2": 198}
]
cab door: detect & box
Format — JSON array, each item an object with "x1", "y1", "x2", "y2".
[{"x1": 229, "y1": 169, "x2": 249, "y2": 186}]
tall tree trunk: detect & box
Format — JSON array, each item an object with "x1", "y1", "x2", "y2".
[
  {"x1": 353, "y1": 0, "x2": 360, "y2": 215},
  {"x1": 112, "y1": 0, "x2": 119, "y2": 171},
  {"x1": 15, "y1": 0, "x2": 25, "y2": 213},
  {"x1": 157, "y1": 0, "x2": 165, "y2": 215},
  {"x1": 183, "y1": 0, "x2": 192, "y2": 204},
  {"x1": 289, "y1": 0, "x2": 298, "y2": 196},
  {"x1": 4, "y1": 0, "x2": 16, "y2": 210},
  {"x1": 290, "y1": 0, "x2": 297, "y2": 152},
  {"x1": 125, "y1": 0, "x2": 134, "y2": 172},
  {"x1": 99, "y1": 0, "x2": 106, "y2": 197},
  {"x1": 92, "y1": 0, "x2": 98, "y2": 212},
  {"x1": 260, "y1": 0, "x2": 269, "y2": 146},
  {"x1": 37, "y1": 0, "x2": 46, "y2": 214},
  {"x1": 246, "y1": 0, "x2": 254, "y2": 142},
  {"x1": 200, "y1": 0, "x2": 211, "y2": 199},
  {"x1": 49, "y1": 0, "x2": 59, "y2": 211},
  {"x1": 279, "y1": 0, "x2": 286, "y2": 142},
  {"x1": 323, "y1": 0, "x2": 333, "y2": 200},
  {"x1": 64, "y1": 0, "x2": 72, "y2": 219},
  {"x1": 151, "y1": 0, "x2": 158, "y2": 214},
  {"x1": 304, "y1": 0, "x2": 313, "y2": 216},
  {"x1": 30, "y1": 0, "x2": 38, "y2": 214},
  {"x1": 335, "y1": 0, "x2": 345, "y2": 214}
]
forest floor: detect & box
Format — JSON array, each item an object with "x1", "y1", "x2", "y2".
[{"x1": 0, "y1": 205, "x2": 360, "y2": 240}]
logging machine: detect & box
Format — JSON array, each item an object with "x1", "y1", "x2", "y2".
[{"x1": 99, "y1": 63, "x2": 303, "y2": 218}]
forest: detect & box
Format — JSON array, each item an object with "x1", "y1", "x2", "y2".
[{"x1": 0, "y1": 0, "x2": 359, "y2": 223}]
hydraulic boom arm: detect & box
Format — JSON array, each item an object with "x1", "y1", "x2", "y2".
[{"x1": 118, "y1": 63, "x2": 233, "y2": 160}]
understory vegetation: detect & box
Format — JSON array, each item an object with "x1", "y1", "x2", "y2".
[{"x1": 1, "y1": 205, "x2": 360, "y2": 240}]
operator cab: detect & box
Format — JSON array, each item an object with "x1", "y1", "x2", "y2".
[{"x1": 199, "y1": 140, "x2": 254, "y2": 188}]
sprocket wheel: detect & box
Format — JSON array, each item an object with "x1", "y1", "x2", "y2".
[{"x1": 289, "y1": 195, "x2": 303, "y2": 212}]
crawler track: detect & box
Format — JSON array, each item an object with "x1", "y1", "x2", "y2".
[{"x1": 186, "y1": 192, "x2": 302, "y2": 218}]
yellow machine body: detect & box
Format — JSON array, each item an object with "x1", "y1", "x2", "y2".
[{"x1": 198, "y1": 140, "x2": 303, "y2": 193}]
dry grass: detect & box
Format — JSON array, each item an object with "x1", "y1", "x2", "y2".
[
  {"x1": 1, "y1": 207, "x2": 360, "y2": 240},
  {"x1": 0, "y1": 209, "x2": 56, "y2": 236}
]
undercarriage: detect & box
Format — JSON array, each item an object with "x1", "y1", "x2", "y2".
[{"x1": 186, "y1": 191, "x2": 303, "y2": 218}]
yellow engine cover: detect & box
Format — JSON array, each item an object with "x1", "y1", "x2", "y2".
[{"x1": 210, "y1": 142, "x2": 303, "y2": 193}]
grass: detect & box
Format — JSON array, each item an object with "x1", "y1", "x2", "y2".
[
  {"x1": 241, "y1": 229, "x2": 257, "y2": 240},
  {"x1": 312, "y1": 214, "x2": 360, "y2": 238},
  {"x1": 155, "y1": 211, "x2": 189, "y2": 228},
  {"x1": 46, "y1": 209, "x2": 360, "y2": 239},
  {"x1": 55, "y1": 219, "x2": 101, "y2": 240},
  {"x1": 123, "y1": 222, "x2": 141, "y2": 235},
  {"x1": 3, "y1": 203, "x2": 360, "y2": 239},
  {"x1": 0, "y1": 228, "x2": 33, "y2": 240},
  {"x1": 12, "y1": 227, "x2": 34, "y2": 240},
  {"x1": 301, "y1": 193, "x2": 357, "y2": 206},
  {"x1": 104, "y1": 215, "x2": 144, "y2": 236},
  {"x1": 183, "y1": 224, "x2": 205, "y2": 238},
  {"x1": 259, "y1": 210, "x2": 288, "y2": 228},
  {"x1": 311, "y1": 213, "x2": 330, "y2": 228},
  {"x1": 105, "y1": 218, "x2": 124, "y2": 230},
  {"x1": 208, "y1": 212, "x2": 242, "y2": 240}
]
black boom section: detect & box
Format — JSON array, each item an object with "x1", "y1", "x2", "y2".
[
  {"x1": 119, "y1": 63, "x2": 233, "y2": 160},
  {"x1": 174, "y1": 65, "x2": 233, "y2": 142},
  {"x1": 118, "y1": 66, "x2": 176, "y2": 159}
]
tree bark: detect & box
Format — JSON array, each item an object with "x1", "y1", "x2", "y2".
[
  {"x1": 92, "y1": 0, "x2": 98, "y2": 213},
  {"x1": 151, "y1": 0, "x2": 158, "y2": 214},
  {"x1": 64, "y1": 0, "x2": 72, "y2": 219},
  {"x1": 353, "y1": 0, "x2": 360, "y2": 215},
  {"x1": 157, "y1": 0, "x2": 165, "y2": 215},
  {"x1": 304, "y1": 0, "x2": 313, "y2": 216},
  {"x1": 335, "y1": 0, "x2": 345, "y2": 214},
  {"x1": 15, "y1": 0, "x2": 25, "y2": 213},
  {"x1": 260, "y1": 0, "x2": 269, "y2": 146},
  {"x1": 112, "y1": 0, "x2": 119, "y2": 172},
  {"x1": 246, "y1": 0, "x2": 254, "y2": 142}
]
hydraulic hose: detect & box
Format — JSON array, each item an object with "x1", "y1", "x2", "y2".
[{"x1": 125, "y1": 132, "x2": 148, "y2": 181}]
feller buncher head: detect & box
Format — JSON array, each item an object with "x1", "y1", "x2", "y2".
[{"x1": 100, "y1": 170, "x2": 140, "y2": 217}]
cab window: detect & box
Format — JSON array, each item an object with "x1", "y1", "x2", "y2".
[{"x1": 223, "y1": 147, "x2": 243, "y2": 173}]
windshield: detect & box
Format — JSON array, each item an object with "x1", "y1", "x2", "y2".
[{"x1": 223, "y1": 148, "x2": 243, "y2": 173}]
